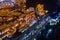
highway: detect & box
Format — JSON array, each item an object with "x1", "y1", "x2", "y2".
[
  {"x1": 16, "y1": 14, "x2": 51, "y2": 40},
  {"x1": 25, "y1": 12, "x2": 60, "y2": 40},
  {"x1": 4, "y1": 12, "x2": 60, "y2": 40},
  {"x1": 5, "y1": 12, "x2": 60, "y2": 40}
]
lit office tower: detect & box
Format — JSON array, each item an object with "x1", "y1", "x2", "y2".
[
  {"x1": 0, "y1": 0, "x2": 3, "y2": 1},
  {"x1": 0, "y1": 0, "x2": 4, "y2": 5},
  {"x1": 2, "y1": 0, "x2": 15, "y2": 6},
  {"x1": 11, "y1": 0, "x2": 15, "y2": 2}
]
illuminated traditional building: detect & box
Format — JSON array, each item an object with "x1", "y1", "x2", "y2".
[{"x1": 36, "y1": 4, "x2": 48, "y2": 16}]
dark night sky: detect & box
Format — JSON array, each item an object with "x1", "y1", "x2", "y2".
[{"x1": 26, "y1": 0, "x2": 60, "y2": 11}]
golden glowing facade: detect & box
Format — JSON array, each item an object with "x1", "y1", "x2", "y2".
[
  {"x1": 0, "y1": 0, "x2": 48, "y2": 39},
  {"x1": 1, "y1": 13, "x2": 36, "y2": 39},
  {"x1": 36, "y1": 4, "x2": 48, "y2": 16}
]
